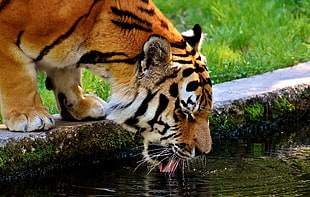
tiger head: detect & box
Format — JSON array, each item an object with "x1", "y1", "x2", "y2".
[{"x1": 105, "y1": 25, "x2": 212, "y2": 172}]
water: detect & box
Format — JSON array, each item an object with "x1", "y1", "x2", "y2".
[{"x1": 1, "y1": 123, "x2": 309, "y2": 196}]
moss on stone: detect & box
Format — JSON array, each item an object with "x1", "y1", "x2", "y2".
[
  {"x1": 210, "y1": 84, "x2": 310, "y2": 136},
  {"x1": 245, "y1": 102, "x2": 265, "y2": 121},
  {"x1": 271, "y1": 98, "x2": 295, "y2": 119},
  {"x1": 0, "y1": 120, "x2": 136, "y2": 180},
  {"x1": 0, "y1": 138, "x2": 54, "y2": 179}
]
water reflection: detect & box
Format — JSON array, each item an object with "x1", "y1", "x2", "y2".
[
  {"x1": 143, "y1": 171, "x2": 212, "y2": 196},
  {"x1": 1, "y1": 124, "x2": 309, "y2": 196},
  {"x1": 211, "y1": 122, "x2": 310, "y2": 157}
]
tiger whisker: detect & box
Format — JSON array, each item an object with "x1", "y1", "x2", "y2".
[
  {"x1": 146, "y1": 153, "x2": 172, "y2": 175},
  {"x1": 134, "y1": 149, "x2": 171, "y2": 172},
  {"x1": 146, "y1": 147, "x2": 168, "y2": 153},
  {"x1": 131, "y1": 145, "x2": 168, "y2": 158},
  {"x1": 134, "y1": 156, "x2": 158, "y2": 172},
  {"x1": 146, "y1": 163, "x2": 159, "y2": 175},
  {"x1": 134, "y1": 159, "x2": 149, "y2": 172},
  {"x1": 147, "y1": 152, "x2": 171, "y2": 161}
]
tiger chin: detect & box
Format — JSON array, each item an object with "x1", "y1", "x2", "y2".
[{"x1": 0, "y1": 0, "x2": 212, "y2": 173}]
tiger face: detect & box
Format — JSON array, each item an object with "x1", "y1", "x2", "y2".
[{"x1": 104, "y1": 25, "x2": 212, "y2": 172}]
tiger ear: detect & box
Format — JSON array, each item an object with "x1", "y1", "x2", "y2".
[
  {"x1": 140, "y1": 35, "x2": 171, "y2": 73},
  {"x1": 182, "y1": 24, "x2": 203, "y2": 51}
]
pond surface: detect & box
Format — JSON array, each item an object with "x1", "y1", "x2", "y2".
[{"x1": 1, "y1": 123, "x2": 309, "y2": 196}]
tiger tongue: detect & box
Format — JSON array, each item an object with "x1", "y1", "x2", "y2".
[{"x1": 159, "y1": 159, "x2": 178, "y2": 172}]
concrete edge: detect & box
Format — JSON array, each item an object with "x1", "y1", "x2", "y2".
[
  {"x1": 0, "y1": 120, "x2": 137, "y2": 180},
  {"x1": 210, "y1": 83, "x2": 310, "y2": 135}
]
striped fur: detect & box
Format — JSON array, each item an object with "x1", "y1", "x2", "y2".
[{"x1": 0, "y1": 0, "x2": 212, "y2": 170}]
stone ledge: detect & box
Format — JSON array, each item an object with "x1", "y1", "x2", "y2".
[
  {"x1": 210, "y1": 61, "x2": 310, "y2": 135},
  {"x1": 0, "y1": 120, "x2": 136, "y2": 180},
  {"x1": 211, "y1": 83, "x2": 310, "y2": 135}
]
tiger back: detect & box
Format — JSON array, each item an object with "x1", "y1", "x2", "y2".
[{"x1": 0, "y1": 0, "x2": 212, "y2": 172}]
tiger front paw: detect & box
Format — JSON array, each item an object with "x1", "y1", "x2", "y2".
[
  {"x1": 4, "y1": 108, "x2": 56, "y2": 132},
  {"x1": 59, "y1": 94, "x2": 107, "y2": 120}
]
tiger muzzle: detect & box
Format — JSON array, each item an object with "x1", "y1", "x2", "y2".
[{"x1": 146, "y1": 141, "x2": 210, "y2": 173}]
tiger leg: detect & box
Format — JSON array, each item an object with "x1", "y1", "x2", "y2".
[
  {"x1": 46, "y1": 68, "x2": 106, "y2": 121},
  {"x1": 0, "y1": 47, "x2": 55, "y2": 132}
]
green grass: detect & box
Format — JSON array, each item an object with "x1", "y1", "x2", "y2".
[
  {"x1": 155, "y1": 0, "x2": 310, "y2": 83},
  {"x1": 3, "y1": 0, "x2": 310, "y2": 117}
]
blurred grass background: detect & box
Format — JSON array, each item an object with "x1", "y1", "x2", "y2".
[
  {"x1": 32, "y1": 0, "x2": 310, "y2": 114},
  {"x1": 156, "y1": 0, "x2": 309, "y2": 83}
]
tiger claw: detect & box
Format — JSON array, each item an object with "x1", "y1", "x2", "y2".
[{"x1": 4, "y1": 109, "x2": 56, "y2": 132}]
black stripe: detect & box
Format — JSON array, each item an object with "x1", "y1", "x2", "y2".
[
  {"x1": 160, "y1": 20, "x2": 169, "y2": 30},
  {"x1": 183, "y1": 68, "x2": 194, "y2": 77},
  {"x1": 201, "y1": 74, "x2": 212, "y2": 89},
  {"x1": 198, "y1": 94, "x2": 205, "y2": 112},
  {"x1": 154, "y1": 94, "x2": 169, "y2": 119},
  {"x1": 111, "y1": 20, "x2": 152, "y2": 33},
  {"x1": 148, "y1": 94, "x2": 169, "y2": 134},
  {"x1": 140, "y1": 0, "x2": 149, "y2": 4},
  {"x1": 196, "y1": 66, "x2": 205, "y2": 73},
  {"x1": 79, "y1": 50, "x2": 128, "y2": 64},
  {"x1": 174, "y1": 98, "x2": 185, "y2": 122},
  {"x1": 174, "y1": 60, "x2": 192, "y2": 65},
  {"x1": 176, "y1": 148, "x2": 192, "y2": 158},
  {"x1": 186, "y1": 96, "x2": 195, "y2": 105},
  {"x1": 198, "y1": 75, "x2": 212, "y2": 111},
  {"x1": 137, "y1": 6, "x2": 155, "y2": 16},
  {"x1": 207, "y1": 92, "x2": 212, "y2": 105},
  {"x1": 181, "y1": 100, "x2": 187, "y2": 108},
  {"x1": 103, "y1": 55, "x2": 142, "y2": 64},
  {"x1": 0, "y1": 0, "x2": 10, "y2": 12},
  {"x1": 160, "y1": 133, "x2": 176, "y2": 141},
  {"x1": 160, "y1": 131, "x2": 181, "y2": 141},
  {"x1": 35, "y1": 0, "x2": 100, "y2": 62},
  {"x1": 155, "y1": 121, "x2": 170, "y2": 135},
  {"x1": 171, "y1": 41, "x2": 187, "y2": 50},
  {"x1": 124, "y1": 90, "x2": 158, "y2": 126},
  {"x1": 108, "y1": 92, "x2": 138, "y2": 110},
  {"x1": 79, "y1": 50, "x2": 143, "y2": 65},
  {"x1": 109, "y1": 101, "x2": 133, "y2": 111},
  {"x1": 190, "y1": 49, "x2": 197, "y2": 55},
  {"x1": 15, "y1": 31, "x2": 24, "y2": 48},
  {"x1": 124, "y1": 116, "x2": 139, "y2": 126},
  {"x1": 201, "y1": 76, "x2": 212, "y2": 86},
  {"x1": 136, "y1": 90, "x2": 157, "y2": 117},
  {"x1": 173, "y1": 53, "x2": 190, "y2": 58},
  {"x1": 169, "y1": 83, "x2": 178, "y2": 98},
  {"x1": 111, "y1": 7, "x2": 152, "y2": 27},
  {"x1": 186, "y1": 80, "x2": 200, "y2": 92},
  {"x1": 182, "y1": 66, "x2": 206, "y2": 77},
  {"x1": 173, "y1": 48, "x2": 198, "y2": 57}
]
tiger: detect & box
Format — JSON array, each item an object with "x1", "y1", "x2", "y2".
[{"x1": 0, "y1": 0, "x2": 212, "y2": 172}]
